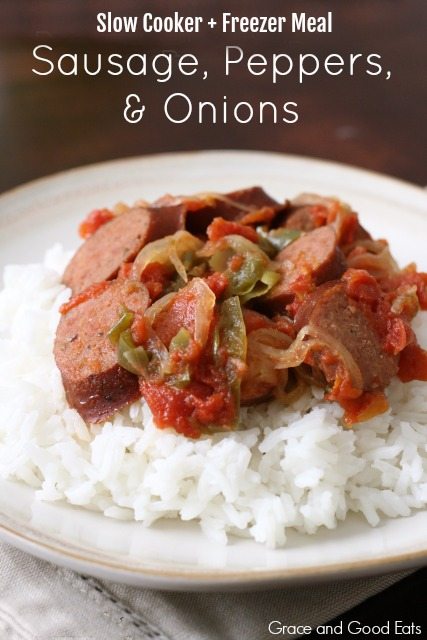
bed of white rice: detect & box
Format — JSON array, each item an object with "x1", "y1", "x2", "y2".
[{"x1": 0, "y1": 245, "x2": 427, "y2": 548}]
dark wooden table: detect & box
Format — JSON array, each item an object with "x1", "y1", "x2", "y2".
[
  {"x1": 0, "y1": 0, "x2": 426, "y2": 631},
  {"x1": 0, "y1": 0, "x2": 426, "y2": 193}
]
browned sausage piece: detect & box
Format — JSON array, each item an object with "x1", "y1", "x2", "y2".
[
  {"x1": 294, "y1": 282, "x2": 398, "y2": 392},
  {"x1": 152, "y1": 186, "x2": 285, "y2": 236},
  {"x1": 279, "y1": 194, "x2": 336, "y2": 231},
  {"x1": 224, "y1": 186, "x2": 282, "y2": 211},
  {"x1": 264, "y1": 226, "x2": 346, "y2": 311},
  {"x1": 282, "y1": 194, "x2": 371, "y2": 244},
  {"x1": 63, "y1": 206, "x2": 185, "y2": 294},
  {"x1": 285, "y1": 206, "x2": 322, "y2": 232},
  {"x1": 54, "y1": 279, "x2": 149, "y2": 423}
]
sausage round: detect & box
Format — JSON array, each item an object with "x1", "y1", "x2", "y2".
[
  {"x1": 152, "y1": 186, "x2": 285, "y2": 236},
  {"x1": 295, "y1": 282, "x2": 398, "y2": 392},
  {"x1": 265, "y1": 225, "x2": 346, "y2": 311},
  {"x1": 54, "y1": 279, "x2": 149, "y2": 423},
  {"x1": 63, "y1": 206, "x2": 185, "y2": 294}
]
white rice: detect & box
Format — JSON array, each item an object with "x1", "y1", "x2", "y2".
[{"x1": 0, "y1": 244, "x2": 427, "y2": 547}]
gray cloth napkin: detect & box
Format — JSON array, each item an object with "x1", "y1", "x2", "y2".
[{"x1": 0, "y1": 542, "x2": 413, "y2": 640}]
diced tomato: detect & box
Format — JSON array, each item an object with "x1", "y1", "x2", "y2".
[
  {"x1": 59, "y1": 281, "x2": 110, "y2": 315},
  {"x1": 169, "y1": 339, "x2": 201, "y2": 368},
  {"x1": 238, "y1": 207, "x2": 276, "y2": 226},
  {"x1": 384, "y1": 317, "x2": 410, "y2": 355},
  {"x1": 324, "y1": 200, "x2": 341, "y2": 223},
  {"x1": 140, "y1": 381, "x2": 203, "y2": 438},
  {"x1": 343, "y1": 268, "x2": 380, "y2": 307},
  {"x1": 273, "y1": 315, "x2": 296, "y2": 339},
  {"x1": 228, "y1": 255, "x2": 244, "y2": 272},
  {"x1": 337, "y1": 211, "x2": 359, "y2": 245},
  {"x1": 207, "y1": 217, "x2": 259, "y2": 243},
  {"x1": 399, "y1": 271, "x2": 427, "y2": 310},
  {"x1": 205, "y1": 272, "x2": 228, "y2": 298},
  {"x1": 140, "y1": 262, "x2": 172, "y2": 301},
  {"x1": 382, "y1": 267, "x2": 427, "y2": 311},
  {"x1": 140, "y1": 380, "x2": 235, "y2": 439},
  {"x1": 131, "y1": 314, "x2": 150, "y2": 345},
  {"x1": 320, "y1": 356, "x2": 361, "y2": 402},
  {"x1": 340, "y1": 391, "x2": 389, "y2": 426},
  {"x1": 193, "y1": 392, "x2": 231, "y2": 425},
  {"x1": 398, "y1": 343, "x2": 427, "y2": 382},
  {"x1": 242, "y1": 309, "x2": 294, "y2": 339},
  {"x1": 285, "y1": 273, "x2": 316, "y2": 317},
  {"x1": 311, "y1": 205, "x2": 329, "y2": 227},
  {"x1": 152, "y1": 287, "x2": 199, "y2": 346},
  {"x1": 78, "y1": 208, "x2": 114, "y2": 239}
]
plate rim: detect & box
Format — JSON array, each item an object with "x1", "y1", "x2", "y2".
[
  {"x1": 0, "y1": 515, "x2": 426, "y2": 590},
  {"x1": 1, "y1": 149, "x2": 427, "y2": 589},
  {"x1": 1, "y1": 149, "x2": 426, "y2": 206}
]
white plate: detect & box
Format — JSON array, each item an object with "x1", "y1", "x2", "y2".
[{"x1": 0, "y1": 151, "x2": 427, "y2": 591}]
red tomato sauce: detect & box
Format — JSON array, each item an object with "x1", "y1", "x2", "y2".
[
  {"x1": 140, "y1": 380, "x2": 235, "y2": 439},
  {"x1": 398, "y1": 343, "x2": 427, "y2": 382},
  {"x1": 207, "y1": 217, "x2": 259, "y2": 243},
  {"x1": 78, "y1": 208, "x2": 114, "y2": 239},
  {"x1": 152, "y1": 287, "x2": 200, "y2": 347},
  {"x1": 343, "y1": 269, "x2": 410, "y2": 355},
  {"x1": 60, "y1": 281, "x2": 110, "y2": 315},
  {"x1": 204, "y1": 272, "x2": 228, "y2": 298},
  {"x1": 140, "y1": 262, "x2": 173, "y2": 301},
  {"x1": 238, "y1": 206, "x2": 276, "y2": 226},
  {"x1": 340, "y1": 391, "x2": 389, "y2": 426}
]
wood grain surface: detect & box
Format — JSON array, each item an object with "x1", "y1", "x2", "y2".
[{"x1": 0, "y1": 1, "x2": 426, "y2": 193}]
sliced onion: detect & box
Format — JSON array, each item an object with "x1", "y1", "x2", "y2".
[
  {"x1": 255, "y1": 324, "x2": 364, "y2": 394},
  {"x1": 391, "y1": 284, "x2": 419, "y2": 318},
  {"x1": 169, "y1": 246, "x2": 187, "y2": 281},
  {"x1": 256, "y1": 326, "x2": 314, "y2": 369},
  {"x1": 277, "y1": 371, "x2": 307, "y2": 404},
  {"x1": 291, "y1": 193, "x2": 340, "y2": 209},
  {"x1": 144, "y1": 292, "x2": 177, "y2": 325},
  {"x1": 152, "y1": 192, "x2": 258, "y2": 214},
  {"x1": 131, "y1": 231, "x2": 203, "y2": 282},
  {"x1": 248, "y1": 328, "x2": 293, "y2": 352},
  {"x1": 145, "y1": 278, "x2": 214, "y2": 352},
  {"x1": 305, "y1": 325, "x2": 364, "y2": 392},
  {"x1": 346, "y1": 240, "x2": 399, "y2": 279},
  {"x1": 198, "y1": 234, "x2": 268, "y2": 260},
  {"x1": 190, "y1": 278, "x2": 216, "y2": 347},
  {"x1": 240, "y1": 269, "x2": 281, "y2": 303},
  {"x1": 243, "y1": 329, "x2": 292, "y2": 400},
  {"x1": 141, "y1": 324, "x2": 170, "y2": 380}
]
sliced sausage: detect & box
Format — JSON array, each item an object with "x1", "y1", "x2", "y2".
[
  {"x1": 54, "y1": 279, "x2": 149, "y2": 423},
  {"x1": 152, "y1": 186, "x2": 285, "y2": 236},
  {"x1": 285, "y1": 206, "x2": 323, "y2": 232},
  {"x1": 264, "y1": 226, "x2": 346, "y2": 311},
  {"x1": 279, "y1": 194, "x2": 335, "y2": 231},
  {"x1": 224, "y1": 186, "x2": 282, "y2": 211},
  {"x1": 63, "y1": 206, "x2": 185, "y2": 294},
  {"x1": 282, "y1": 194, "x2": 371, "y2": 244},
  {"x1": 295, "y1": 282, "x2": 398, "y2": 392}
]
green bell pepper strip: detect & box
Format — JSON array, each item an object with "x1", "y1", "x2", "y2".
[
  {"x1": 107, "y1": 310, "x2": 134, "y2": 345},
  {"x1": 217, "y1": 296, "x2": 247, "y2": 426},
  {"x1": 256, "y1": 227, "x2": 301, "y2": 257}
]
